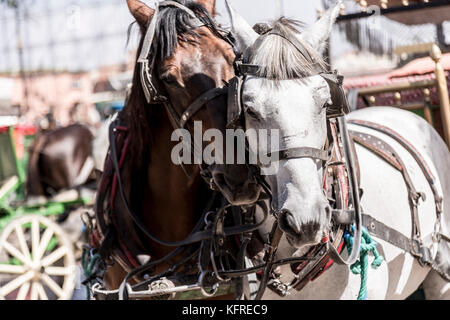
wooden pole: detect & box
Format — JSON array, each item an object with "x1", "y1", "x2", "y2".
[
  {"x1": 423, "y1": 88, "x2": 434, "y2": 126},
  {"x1": 430, "y1": 44, "x2": 450, "y2": 149}
]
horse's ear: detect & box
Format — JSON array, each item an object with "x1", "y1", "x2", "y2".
[
  {"x1": 299, "y1": 2, "x2": 340, "y2": 55},
  {"x1": 225, "y1": 0, "x2": 258, "y2": 53},
  {"x1": 195, "y1": 0, "x2": 216, "y2": 17},
  {"x1": 127, "y1": 0, "x2": 155, "y2": 29}
]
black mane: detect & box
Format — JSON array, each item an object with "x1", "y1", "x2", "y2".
[{"x1": 153, "y1": 0, "x2": 222, "y2": 60}]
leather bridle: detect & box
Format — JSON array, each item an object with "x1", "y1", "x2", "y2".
[
  {"x1": 92, "y1": 1, "x2": 281, "y2": 300},
  {"x1": 88, "y1": 6, "x2": 361, "y2": 300},
  {"x1": 227, "y1": 29, "x2": 362, "y2": 269},
  {"x1": 137, "y1": 1, "x2": 236, "y2": 179}
]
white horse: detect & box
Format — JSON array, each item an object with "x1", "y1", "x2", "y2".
[{"x1": 225, "y1": 1, "x2": 450, "y2": 299}]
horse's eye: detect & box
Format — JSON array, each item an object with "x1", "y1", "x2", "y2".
[
  {"x1": 161, "y1": 73, "x2": 178, "y2": 86},
  {"x1": 245, "y1": 107, "x2": 260, "y2": 119}
]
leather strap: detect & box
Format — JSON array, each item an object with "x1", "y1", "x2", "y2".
[
  {"x1": 269, "y1": 147, "x2": 329, "y2": 162},
  {"x1": 235, "y1": 63, "x2": 260, "y2": 76},
  {"x1": 347, "y1": 119, "x2": 443, "y2": 211},
  {"x1": 349, "y1": 129, "x2": 432, "y2": 264},
  {"x1": 179, "y1": 87, "x2": 228, "y2": 128},
  {"x1": 254, "y1": 223, "x2": 283, "y2": 300},
  {"x1": 327, "y1": 117, "x2": 363, "y2": 266},
  {"x1": 138, "y1": 4, "x2": 161, "y2": 103},
  {"x1": 227, "y1": 76, "x2": 243, "y2": 128},
  {"x1": 362, "y1": 214, "x2": 412, "y2": 253},
  {"x1": 235, "y1": 61, "x2": 331, "y2": 80}
]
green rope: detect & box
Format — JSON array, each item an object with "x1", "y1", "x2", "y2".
[
  {"x1": 344, "y1": 226, "x2": 384, "y2": 300},
  {"x1": 81, "y1": 249, "x2": 101, "y2": 300}
]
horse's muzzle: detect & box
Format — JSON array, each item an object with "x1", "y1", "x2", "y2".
[{"x1": 209, "y1": 164, "x2": 262, "y2": 206}]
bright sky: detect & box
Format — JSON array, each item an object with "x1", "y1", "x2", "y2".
[
  {"x1": 216, "y1": 0, "x2": 321, "y2": 26},
  {"x1": 145, "y1": 0, "x2": 323, "y2": 26},
  {"x1": 0, "y1": 0, "x2": 345, "y2": 73}
]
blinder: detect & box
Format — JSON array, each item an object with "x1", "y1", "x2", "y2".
[
  {"x1": 227, "y1": 76, "x2": 244, "y2": 129},
  {"x1": 321, "y1": 72, "x2": 350, "y2": 118}
]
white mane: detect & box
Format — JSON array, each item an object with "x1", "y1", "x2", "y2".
[{"x1": 248, "y1": 18, "x2": 327, "y2": 82}]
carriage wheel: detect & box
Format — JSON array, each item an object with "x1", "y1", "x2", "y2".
[{"x1": 0, "y1": 215, "x2": 76, "y2": 300}]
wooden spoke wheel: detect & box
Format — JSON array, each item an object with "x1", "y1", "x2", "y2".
[{"x1": 0, "y1": 215, "x2": 76, "y2": 300}]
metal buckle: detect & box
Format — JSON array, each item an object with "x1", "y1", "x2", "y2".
[
  {"x1": 91, "y1": 282, "x2": 119, "y2": 300},
  {"x1": 410, "y1": 239, "x2": 432, "y2": 266},
  {"x1": 419, "y1": 246, "x2": 432, "y2": 266},
  {"x1": 268, "y1": 278, "x2": 291, "y2": 297}
]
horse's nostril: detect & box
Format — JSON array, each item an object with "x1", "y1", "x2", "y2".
[
  {"x1": 278, "y1": 208, "x2": 325, "y2": 247},
  {"x1": 279, "y1": 209, "x2": 301, "y2": 235}
]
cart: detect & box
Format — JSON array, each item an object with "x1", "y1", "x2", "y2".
[{"x1": 0, "y1": 124, "x2": 94, "y2": 300}]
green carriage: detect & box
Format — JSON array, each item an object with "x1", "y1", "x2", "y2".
[{"x1": 0, "y1": 122, "x2": 94, "y2": 300}]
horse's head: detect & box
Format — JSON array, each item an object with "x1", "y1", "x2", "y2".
[
  {"x1": 226, "y1": 1, "x2": 341, "y2": 248},
  {"x1": 127, "y1": 0, "x2": 261, "y2": 206}
]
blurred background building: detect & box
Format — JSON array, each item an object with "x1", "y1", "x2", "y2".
[{"x1": 0, "y1": 0, "x2": 137, "y2": 126}]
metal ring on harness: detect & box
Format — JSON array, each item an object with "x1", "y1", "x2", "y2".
[
  {"x1": 210, "y1": 251, "x2": 229, "y2": 282},
  {"x1": 198, "y1": 271, "x2": 219, "y2": 297}
]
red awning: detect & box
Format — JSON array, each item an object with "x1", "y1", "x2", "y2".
[
  {"x1": 344, "y1": 52, "x2": 450, "y2": 89},
  {"x1": 343, "y1": 53, "x2": 450, "y2": 108}
]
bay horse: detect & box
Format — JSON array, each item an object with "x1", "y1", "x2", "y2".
[
  {"x1": 92, "y1": 0, "x2": 261, "y2": 295},
  {"x1": 226, "y1": 1, "x2": 450, "y2": 299},
  {"x1": 26, "y1": 124, "x2": 96, "y2": 200}
]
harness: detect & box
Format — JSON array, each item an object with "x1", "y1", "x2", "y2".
[
  {"x1": 83, "y1": 2, "x2": 315, "y2": 300},
  {"x1": 84, "y1": 16, "x2": 362, "y2": 300},
  {"x1": 83, "y1": 4, "x2": 449, "y2": 300},
  {"x1": 223, "y1": 29, "x2": 449, "y2": 297},
  {"x1": 347, "y1": 120, "x2": 448, "y2": 276},
  {"x1": 225, "y1": 29, "x2": 363, "y2": 295}
]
